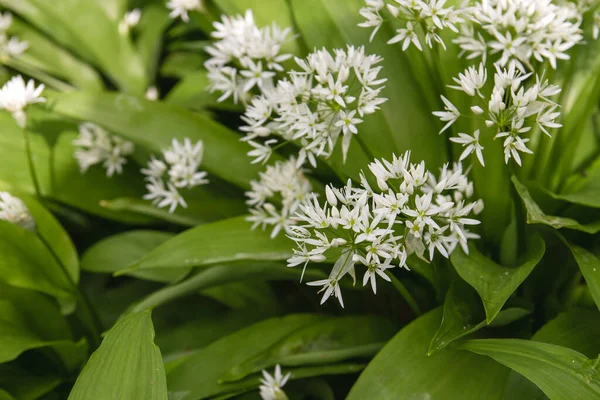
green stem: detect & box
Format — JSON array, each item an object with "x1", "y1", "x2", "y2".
[
  {"x1": 386, "y1": 270, "x2": 422, "y2": 316},
  {"x1": 23, "y1": 126, "x2": 42, "y2": 199},
  {"x1": 38, "y1": 234, "x2": 102, "y2": 348}
]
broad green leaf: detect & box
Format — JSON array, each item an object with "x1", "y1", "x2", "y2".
[
  {"x1": 290, "y1": 0, "x2": 445, "y2": 168},
  {"x1": 533, "y1": 309, "x2": 600, "y2": 358},
  {"x1": 0, "y1": 300, "x2": 80, "y2": 364},
  {"x1": 8, "y1": 18, "x2": 104, "y2": 91},
  {"x1": 566, "y1": 244, "x2": 600, "y2": 310},
  {"x1": 429, "y1": 281, "x2": 531, "y2": 354},
  {"x1": 49, "y1": 91, "x2": 271, "y2": 189},
  {"x1": 137, "y1": 5, "x2": 171, "y2": 80},
  {"x1": 201, "y1": 281, "x2": 278, "y2": 310},
  {"x1": 457, "y1": 339, "x2": 600, "y2": 400},
  {"x1": 125, "y1": 262, "x2": 324, "y2": 314},
  {"x1": 0, "y1": 113, "x2": 151, "y2": 224},
  {"x1": 29, "y1": 0, "x2": 147, "y2": 93},
  {"x1": 347, "y1": 309, "x2": 510, "y2": 400},
  {"x1": 165, "y1": 71, "x2": 237, "y2": 111},
  {"x1": 451, "y1": 233, "x2": 545, "y2": 323},
  {"x1": 81, "y1": 230, "x2": 191, "y2": 283},
  {"x1": 0, "y1": 220, "x2": 75, "y2": 303},
  {"x1": 0, "y1": 390, "x2": 13, "y2": 400},
  {"x1": 68, "y1": 310, "x2": 167, "y2": 400},
  {"x1": 125, "y1": 216, "x2": 293, "y2": 272},
  {"x1": 167, "y1": 314, "x2": 325, "y2": 399},
  {"x1": 223, "y1": 316, "x2": 396, "y2": 382},
  {"x1": 512, "y1": 176, "x2": 600, "y2": 233},
  {"x1": 21, "y1": 196, "x2": 79, "y2": 283},
  {"x1": 0, "y1": 364, "x2": 62, "y2": 399},
  {"x1": 502, "y1": 308, "x2": 600, "y2": 400}
]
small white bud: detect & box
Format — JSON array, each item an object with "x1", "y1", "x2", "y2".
[
  {"x1": 325, "y1": 186, "x2": 338, "y2": 207},
  {"x1": 485, "y1": 120, "x2": 494, "y2": 127},
  {"x1": 471, "y1": 106, "x2": 484, "y2": 115}
]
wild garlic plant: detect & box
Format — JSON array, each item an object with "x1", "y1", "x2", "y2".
[
  {"x1": 434, "y1": 62, "x2": 562, "y2": 166},
  {"x1": 0, "y1": 191, "x2": 35, "y2": 232},
  {"x1": 205, "y1": 10, "x2": 293, "y2": 104},
  {"x1": 142, "y1": 138, "x2": 209, "y2": 213},
  {"x1": 0, "y1": 12, "x2": 28, "y2": 60},
  {"x1": 246, "y1": 157, "x2": 313, "y2": 238},
  {"x1": 73, "y1": 123, "x2": 135, "y2": 176},
  {"x1": 288, "y1": 151, "x2": 483, "y2": 307},
  {"x1": 241, "y1": 45, "x2": 388, "y2": 166}
]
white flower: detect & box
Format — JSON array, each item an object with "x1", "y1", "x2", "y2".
[
  {"x1": 0, "y1": 35, "x2": 28, "y2": 58},
  {"x1": 443, "y1": 63, "x2": 562, "y2": 166},
  {"x1": 119, "y1": 9, "x2": 141, "y2": 34},
  {"x1": 288, "y1": 152, "x2": 482, "y2": 305},
  {"x1": 246, "y1": 157, "x2": 312, "y2": 238},
  {"x1": 450, "y1": 130, "x2": 485, "y2": 166},
  {"x1": 0, "y1": 75, "x2": 45, "y2": 128},
  {"x1": 0, "y1": 192, "x2": 35, "y2": 232},
  {"x1": 142, "y1": 138, "x2": 209, "y2": 212},
  {"x1": 73, "y1": 123, "x2": 135, "y2": 176},
  {"x1": 0, "y1": 12, "x2": 12, "y2": 32},
  {"x1": 145, "y1": 86, "x2": 159, "y2": 101},
  {"x1": 432, "y1": 95, "x2": 460, "y2": 133},
  {"x1": 361, "y1": 0, "x2": 462, "y2": 50},
  {"x1": 259, "y1": 365, "x2": 291, "y2": 400},
  {"x1": 456, "y1": 0, "x2": 583, "y2": 69},
  {"x1": 241, "y1": 46, "x2": 387, "y2": 164},
  {"x1": 205, "y1": 10, "x2": 292, "y2": 103},
  {"x1": 166, "y1": 0, "x2": 203, "y2": 22}
]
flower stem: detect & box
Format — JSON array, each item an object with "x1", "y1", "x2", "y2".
[
  {"x1": 23, "y1": 127, "x2": 42, "y2": 198},
  {"x1": 386, "y1": 270, "x2": 422, "y2": 316}
]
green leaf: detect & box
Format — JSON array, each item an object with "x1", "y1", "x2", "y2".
[
  {"x1": 165, "y1": 71, "x2": 232, "y2": 111},
  {"x1": 512, "y1": 176, "x2": 600, "y2": 233},
  {"x1": 0, "y1": 220, "x2": 75, "y2": 303},
  {"x1": 81, "y1": 230, "x2": 191, "y2": 283},
  {"x1": 457, "y1": 339, "x2": 600, "y2": 400},
  {"x1": 222, "y1": 316, "x2": 396, "y2": 382},
  {"x1": 68, "y1": 310, "x2": 167, "y2": 400},
  {"x1": 125, "y1": 262, "x2": 324, "y2": 314},
  {"x1": 347, "y1": 309, "x2": 510, "y2": 400},
  {"x1": 0, "y1": 364, "x2": 62, "y2": 399},
  {"x1": 451, "y1": 233, "x2": 545, "y2": 323},
  {"x1": 533, "y1": 309, "x2": 600, "y2": 358},
  {"x1": 137, "y1": 5, "x2": 171, "y2": 81},
  {"x1": 167, "y1": 314, "x2": 329, "y2": 399},
  {"x1": 125, "y1": 216, "x2": 293, "y2": 272},
  {"x1": 8, "y1": 18, "x2": 104, "y2": 91},
  {"x1": 502, "y1": 308, "x2": 600, "y2": 399},
  {"x1": 49, "y1": 91, "x2": 270, "y2": 189},
  {"x1": 0, "y1": 113, "x2": 151, "y2": 224},
  {"x1": 22, "y1": 196, "x2": 79, "y2": 283},
  {"x1": 566, "y1": 244, "x2": 600, "y2": 310},
  {"x1": 0, "y1": 389, "x2": 14, "y2": 400},
  {"x1": 429, "y1": 281, "x2": 531, "y2": 354}
]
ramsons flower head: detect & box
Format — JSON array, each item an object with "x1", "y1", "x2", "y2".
[
  {"x1": 0, "y1": 192, "x2": 35, "y2": 232},
  {"x1": 0, "y1": 75, "x2": 45, "y2": 128},
  {"x1": 73, "y1": 123, "x2": 135, "y2": 177},
  {"x1": 141, "y1": 138, "x2": 208, "y2": 213},
  {"x1": 288, "y1": 151, "x2": 483, "y2": 307}
]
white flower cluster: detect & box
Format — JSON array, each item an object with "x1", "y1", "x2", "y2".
[
  {"x1": 246, "y1": 158, "x2": 313, "y2": 238},
  {"x1": 259, "y1": 365, "x2": 291, "y2": 400},
  {"x1": 72, "y1": 123, "x2": 135, "y2": 177},
  {"x1": 359, "y1": 0, "x2": 463, "y2": 50},
  {"x1": 0, "y1": 191, "x2": 35, "y2": 232},
  {"x1": 142, "y1": 138, "x2": 208, "y2": 213},
  {"x1": 456, "y1": 0, "x2": 584, "y2": 70},
  {"x1": 242, "y1": 46, "x2": 387, "y2": 166},
  {"x1": 288, "y1": 151, "x2": 483, "y2": 307},
  {"x1": 0, "y1": 75, "x2": 45, "y2": 128},
  {"x1": 0, "y1": 12, "x2": 28, "y2": 60},
  {"x1": 166, "y1": 0, "x2": 203, "y2": 22},
  {"x1": 434, "y1": 62, "x2": 562, "y2": 166},
  {"x1": 205, "y1": 10, "x2": 292, "y2": 104}
]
